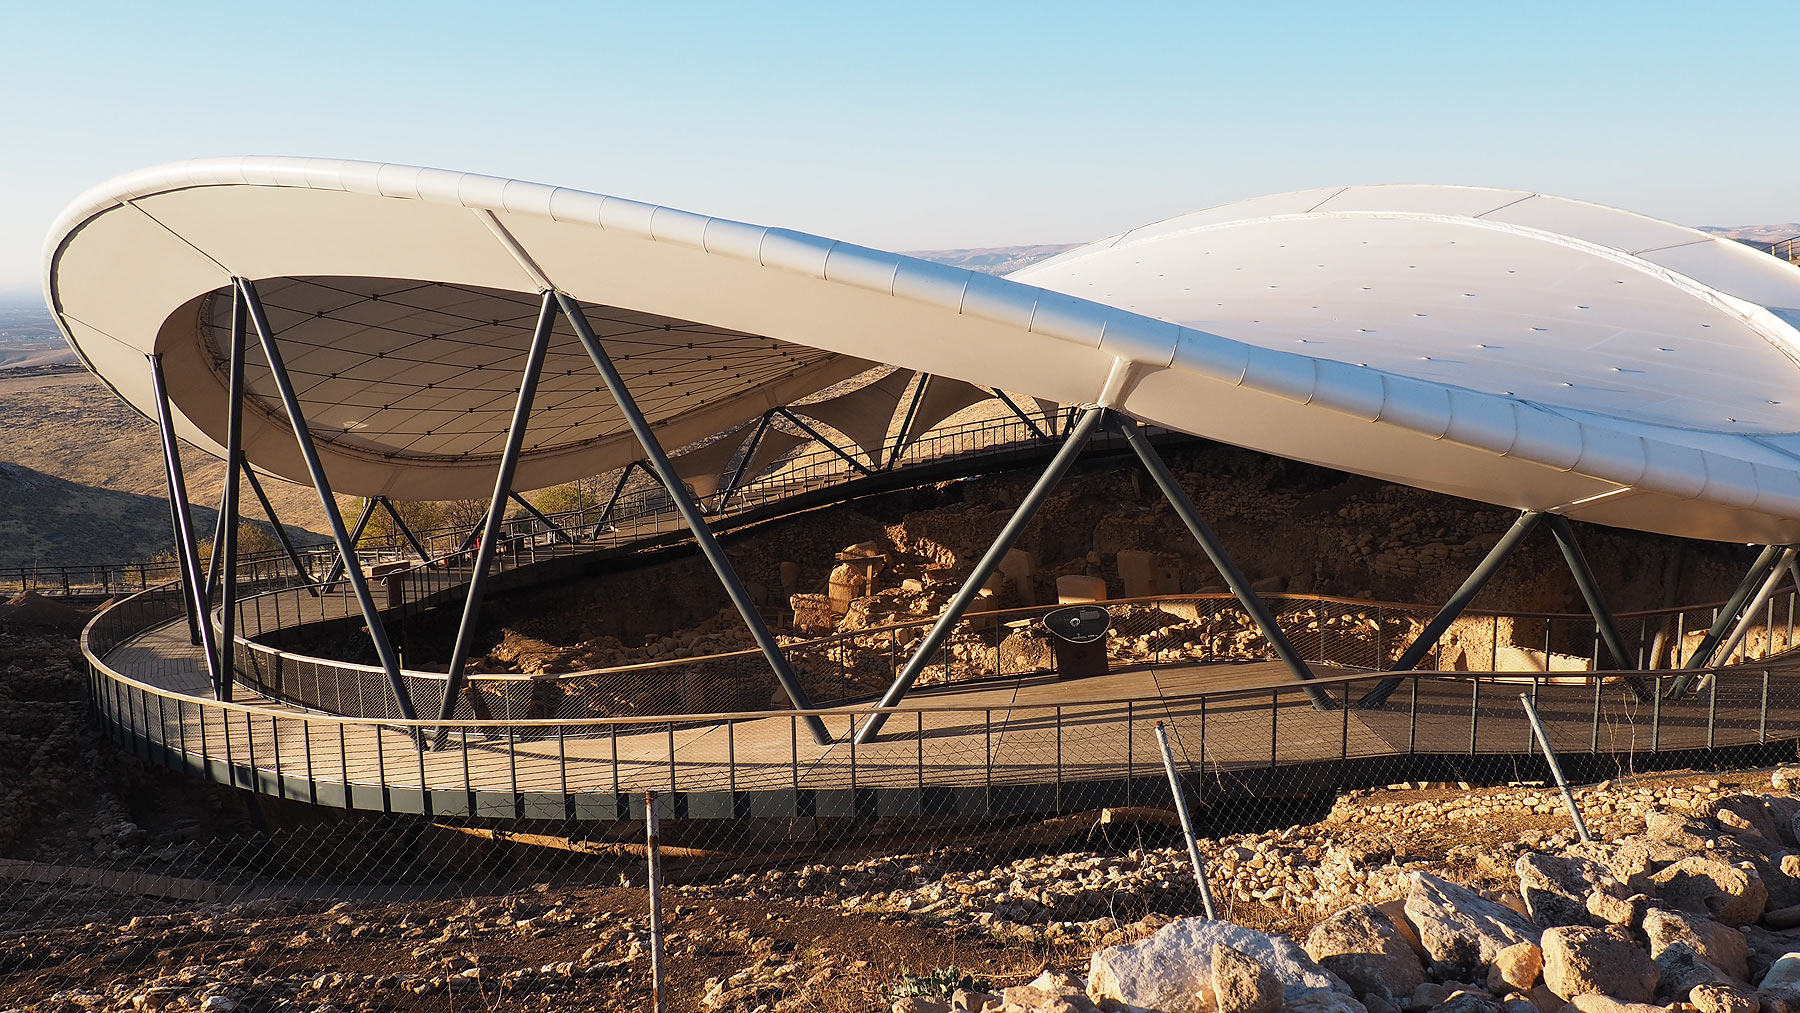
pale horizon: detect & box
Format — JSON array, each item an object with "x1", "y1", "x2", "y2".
[{"x1": 4, "y1": 2, "x2": 1799, "y2": 297}]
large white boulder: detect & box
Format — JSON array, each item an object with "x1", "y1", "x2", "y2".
[
  {"x1": 1402, "y1": 872, "x2": 1540, "y2": 978},
  {"x1": 1087, "y1": 917, "x2": 1364, "y2": 1013}
]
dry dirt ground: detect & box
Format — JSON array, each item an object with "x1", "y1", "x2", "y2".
[
  {"x1": 0, "y1": 372, "x2": 327, "y2": 569},
  {"x1": 1, "y1": 598, "x2": 1791, "y2": 1012}
]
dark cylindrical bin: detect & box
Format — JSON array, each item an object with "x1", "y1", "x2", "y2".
[{"x1": 1042, "y1": 604, "x2": 1111, "y2": 680}]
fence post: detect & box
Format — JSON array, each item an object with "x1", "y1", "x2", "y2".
[
  {"x1": 645, "y1": 790, "x2": 666, "y2": 1013},
  {"x1": 1153, "y1": 721, "x2": 1217, "y2": 919},
  {"x1": 1520, "y1": 693, "x2": 1591, "y2": 843}
]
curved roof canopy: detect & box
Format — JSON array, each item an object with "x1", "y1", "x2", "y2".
[{"x1": 45, "y1": 160, "x2": 1800, "y2": 543}]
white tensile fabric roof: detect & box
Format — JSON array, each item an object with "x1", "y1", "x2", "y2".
[{"x1": 43, "y1": 158, "x2": 1800, "y2": 543}]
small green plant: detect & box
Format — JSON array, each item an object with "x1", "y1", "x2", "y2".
[{"x1": 887, "y1": 965, "x2": 992, "y2": 1000}]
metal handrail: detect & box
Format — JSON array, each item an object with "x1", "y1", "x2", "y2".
[
  {"x1": 83, "y1": 585, "x2": 1800, "y2": 823},
  {"x1": 228, "y1": 584, "x2": 1800, "y2": 687}
]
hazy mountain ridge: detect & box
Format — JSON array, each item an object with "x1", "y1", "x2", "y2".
[
  {"x1": 904, "y1": 243, "x2": 1083, "y2": 275},
  {"x1": 1699, "y1": 223, "x2": 1800, "y2": 249}
]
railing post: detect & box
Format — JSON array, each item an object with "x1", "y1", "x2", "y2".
[{"x1": 1520, "y1": 693, "x2": 1591, "y2": 844}]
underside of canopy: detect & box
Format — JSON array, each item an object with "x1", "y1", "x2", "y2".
[{"x1": 44, "y1": 159, "x2": 1800, "y2": 542}]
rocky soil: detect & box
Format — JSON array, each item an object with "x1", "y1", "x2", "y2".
[{"x1": 10, "y1": 766, "x2": 1800, "y2": 1013}]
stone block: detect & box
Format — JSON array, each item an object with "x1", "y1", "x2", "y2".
[
  {"x1": 999, "y1": 548, "x2": 1037, "y2": 606},
  {"x1": 1057, "y1": 574, "x2": 1107, "y2": 604}
]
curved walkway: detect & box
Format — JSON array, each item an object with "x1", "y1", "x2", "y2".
[{"x1": 77, "y1": 415, "x2": 1800, "y2": 821}]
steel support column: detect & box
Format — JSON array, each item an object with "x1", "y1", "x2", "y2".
[
  {"x1": 1358, "y1": 511, "x2": 1543, "y2": 708},
  {"x1": 886, "y1": 373, "x2": 928, "y2": 470},
  {"x1": 238, "y1": 277, "x2": 417, "y2": 723},
  {"x1": 1543, "y1": 515, "x2": 1631, "y2": 669},
  {"x1": 776, "y1": 408, "x2": 873, "y2": 476},
  {"x1": 204, "y1": 483, "x2": 227, "y2": 605},
  {"x1": 558, "y1": 292, "x2": 833, "y2": 745},
  {"x1": 242, "y1": 467, "x2": 319, "y2": 594},
  {"x1": 855, "y1": 406, "x2": 1106, "y2": 744},
  {"x1": 323, "y1": 498, "x2": 380, "y2": 586},
  {"x1": 507, "y1": 492, "x2": 578, "y2": 544},
  {"x1": 438, "y1": 292, "x2": 558, "y2": 726},
  {"x1": 718, "y1": 412, "x2": 775, "y2": 511},
  {"x1": 375, "y1": 497, "x2": 436, "y2": 564},
  {"x1": 147, "y1": 354, "x2": 224, "y2": 693},
  {"x1": 214, "y1": 282, "x2": 247, "y2": 703},
  {"x1": 595, "y1": 462, "x2": 640, "y2": 530},
  {"x1": 1704, "y1": 546, "x2": 1797, "y2": 673},
  {"x1": 1680, "y1": 544, "x2": 1784, "y2": 672},
  {"x1": 1115, "y1": 417, "x2": 1331, "y2": 710}
]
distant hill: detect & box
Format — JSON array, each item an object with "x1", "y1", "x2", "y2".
[
  {"x1": 904, "y1": 243, "x2": 1082, "y2": 276},
  {"x1": 0, "y1": 372, "x2": 327, "y2": 568},
  {"x1": 1699, "y1": 223, "x2": 1800, "y2": 253}
]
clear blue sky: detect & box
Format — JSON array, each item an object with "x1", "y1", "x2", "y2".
[{"x1": 4, "y1": 1, "x2": 1796, "y2": 297}]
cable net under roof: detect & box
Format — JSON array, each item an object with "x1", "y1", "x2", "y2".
[{"x1": 199, "y1": 277, "x2": 851, "y2": 465}]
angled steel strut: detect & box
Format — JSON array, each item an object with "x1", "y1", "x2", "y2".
[
  {"x1": 854, "y1": 405, "x2": 1107, "y2": 744},
  {"x1": 438, "y1": 292, "x2": 558, "y2": 727},
  {"x1": 1357, "y1": 511, "x2": 1543, "y2": 708},
  {"x1": 241, "y1": 466, "x2": 319, "y2": 593},
  {"x1": 147, "y1": 354, "x2": 223, "y2": 694},
  {"x1": 322, "y1": 498, "x2": 380, "y2": 586},
  {"x1": 1678, "y1": 544, "x2": 1785, "y2": 674},
  {"x1": 507, "y1": 492, "x2": 578, "y2": 545},
  {"x1": 1358, "y1": 510, "x2": 1650, "y2": 708},
  {"x1": 238, "y1": 277, "x2": 418, "y2": 724},
  {"x1": 1114, "y1": 416, "x2": 1331, "y2": 710},
  {"x1": 1542, "y1": 514, "x2": 1634, "y2": 671},
  {"x1": 1703, "y1": 546, "x2": 1799, "y2": 675},
  {"x1": 557, "y1": 292, "x2": 833, "y2": 746},
  {"x1": 376, "y1": 497, "x2": 437, "y2": 564},
  {"x1": 214, "y1": 282, "x2": 248, "y2": 703}
]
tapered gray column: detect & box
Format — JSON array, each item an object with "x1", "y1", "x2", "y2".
[
  {"x1": 1543, "y1": 515, "x2": 1630, "y2": 669},
  {"x1": 1544, "y1": 514, "x2": 1651, "y2": 700},
  {"x1": 855, "y1": 405, "x2": 1106, "y2": 744},
  {"x1": 1681, "y1": 544, "x2": 1783, "y2": 671},
  {"x1": 1358, "y1": 511, "x2": 1543, "y2": 708},
  {"x1": 241, "y1": 466, "x2": 319, "y2": 593},
  {"x1": 507, "y1": 492, "x2": 578, "y2": 544},
  {"x1": 148, "y1": 354, "x2": 224, "y2": 694},
  {"x1": 437, "y1": 291, "x2": 558, "y2": 725},
  {"x1": 377, "y1": 497, "x2": 437, "y2": 563},
  {"x1": 323, "y1": 498, "x2": 380, "y2": 586},
  {"x1": 215, "y1": 283, "x2": 247, "y2": 703},
  {"x1": 1115, "y1": 417, "x2": 1330, "y2": 710},
  {"x1": 238, "y1": 278, "x2": 417, "y2": 723},
  {"x1": 558, "y1": 292, "x2": 833, "y2": 745},
  {"x1": 718, "y1": 412, "x2": 775, "y2": 510},
  {"x1": 1707, "y1": 546, "x2": 1798, "y2": 671}
]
